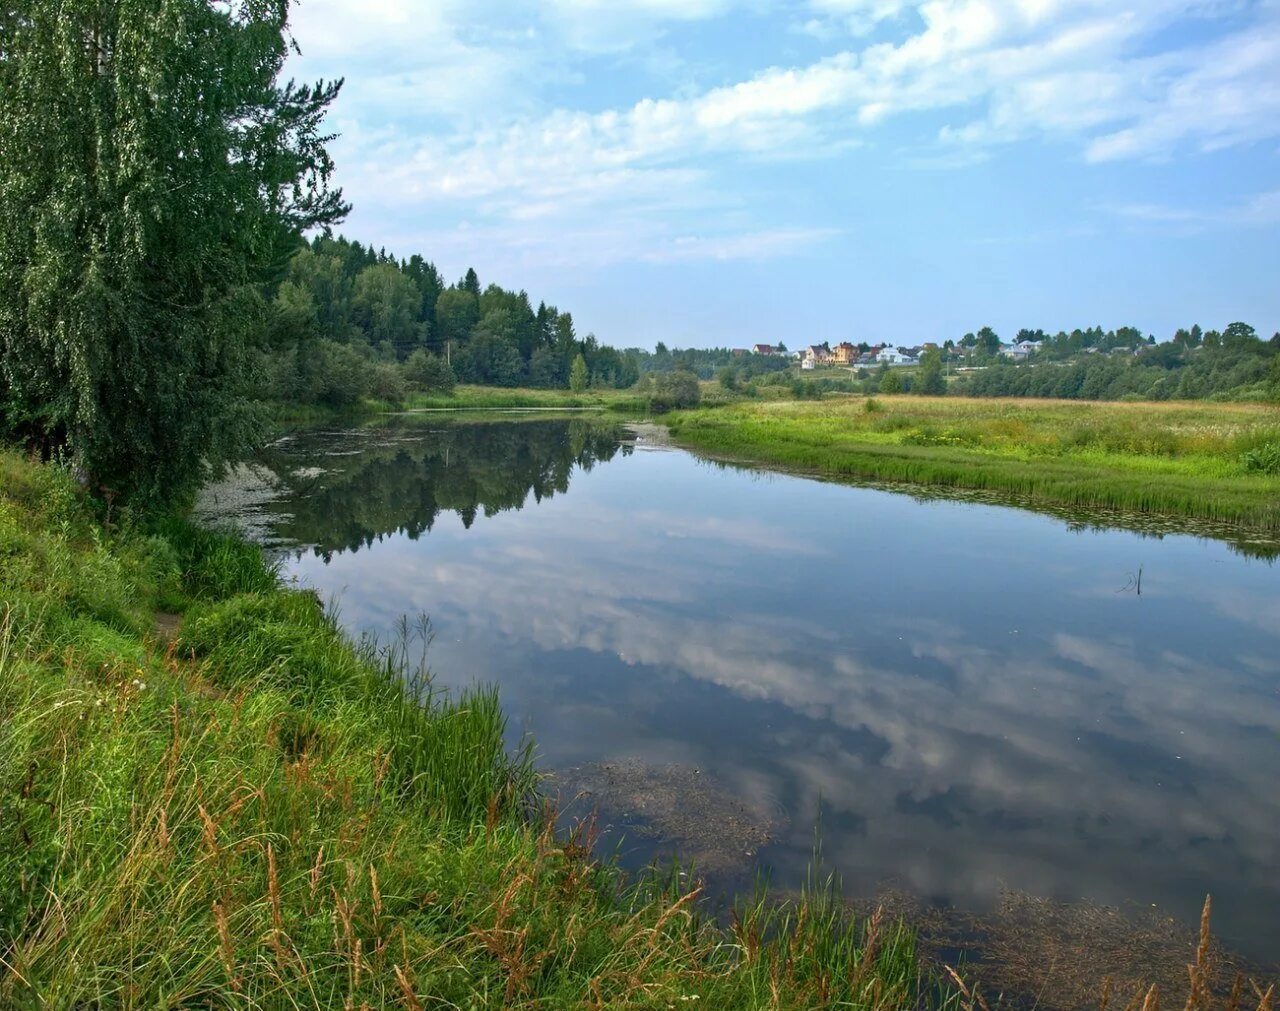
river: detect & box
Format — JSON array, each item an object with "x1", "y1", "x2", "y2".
[{"x1": 196, "y1": 413, "x2": 1280, "y2": 962}]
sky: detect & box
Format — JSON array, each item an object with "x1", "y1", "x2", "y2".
[{"x1": 286, "y1": 0, "x2": 1280, "y2": 349}]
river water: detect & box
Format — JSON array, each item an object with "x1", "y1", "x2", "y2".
[{"x1": 197, "y1": 414, "x2": 1280, "y2": 960}]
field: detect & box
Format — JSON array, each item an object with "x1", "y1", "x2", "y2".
[{"x1": 665, "y1": 396, "x2": 1280, "y2": 533}]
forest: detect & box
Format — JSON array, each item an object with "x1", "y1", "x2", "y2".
[{"x1": 257, "y1": 235, "x2": 640, "y2": 407}]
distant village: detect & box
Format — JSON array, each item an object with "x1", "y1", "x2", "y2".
[{"x1": 738, "y1": 339, "x2": 1044, "y2": 369}]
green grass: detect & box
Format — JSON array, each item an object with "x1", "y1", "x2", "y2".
[
  {"x1": 0, "y1": 450, "x2": 947, "y2": 1009},
  {"x1": 664, "y1": 395, "x2": 1280, "y2": 533},
  {"x1": 405, "y1": 385, "x2": 648, "y2": 413}
]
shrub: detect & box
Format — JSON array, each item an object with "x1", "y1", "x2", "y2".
[
  {"x1": 303, "y1": 340, "x2": 372, "y2": 408},
  {"x1": 648, "y1": 370, "x2": 701, "y2": 412},
  {"x1": 368, "y1": 362, "x2": 408, "y2": 406},
  {"x1": 1241, "y1": 441, "x2": 1280, "y2": 475},
  {"x1": 879, "y1": 370, "x2": 905, "y2": 394},
  {"x1": 403, "y1": 349, "x2": 456, "y2": 393}
]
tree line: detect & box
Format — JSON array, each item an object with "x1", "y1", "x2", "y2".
[
  {"x1": 945, "y1": 322, "x2": 1280, "y2": 401},
  {"x1": 259, "y1": 236, "x2": 639, "y2": 408}
]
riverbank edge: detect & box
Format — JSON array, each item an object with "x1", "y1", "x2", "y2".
[
  {"x1": 661, "y1": 400, "x2": 1280, "y2": 535},
  {"x1": 0, "y1": 449, "x2": 940, "y2": 1008},
  {"x1": 268, "y1": 386, "x2": 649, "y2": 430}
]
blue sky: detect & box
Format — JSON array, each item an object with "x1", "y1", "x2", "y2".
[{"x1": 287, "y1": 0, "x2": 1280, "y2": 349}]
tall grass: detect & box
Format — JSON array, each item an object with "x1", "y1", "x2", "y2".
[
  {"x1": 0, "y1": 450, "x2": 958, "y2": 1009},
  {"x1": 405, "y1": 384, "x2": 648, "y2": 413},
  {"x1": 665, "y1": 397, "x2": 1280, "y2": 532}
]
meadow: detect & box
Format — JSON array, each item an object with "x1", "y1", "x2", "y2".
[{"x1": 664, "y1": 396, "x2": 1280, "y2": 533}]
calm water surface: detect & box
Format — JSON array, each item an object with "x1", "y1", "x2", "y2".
[{"x1": 199, "y1": 415, "x2": 1280, "y2": 959}]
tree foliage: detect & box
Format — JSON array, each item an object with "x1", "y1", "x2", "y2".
[
  {"x1": 916, "y1": 348, "x2": 946, "y2": 395},
  {"x1": 0, "y1": 0, "x2": 346, "y2": 504},
  {"x1": 949, "y1": 323, "x2": 1279, "y2": 403},
  {"x1": 569, "y1": 354, "x2": 589, "y2": 393},
  {"x1": 261, "y1": 235, "x2": 639, "y2": 398}
]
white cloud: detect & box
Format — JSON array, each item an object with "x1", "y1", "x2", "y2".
[
  {"x1": 1103, "y1": 188, "x2": 1280, "y2": 230},
  {"x1": 291, "y1": 0, "x2": 1280, "y2": 268},
  {"x1": 539, "y1": 0, "x2": 740, "y2": 52},
  {"x1": 804, "y1": 0, "x2": 911, "y2": 36},
  {"x1": 1085, "y1": 24, "x2": 1280, "y2": 161}
]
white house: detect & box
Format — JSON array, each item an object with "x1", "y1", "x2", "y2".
[
  {"x1": 1001, "y1": 341, "x2": 1036, "y2": 361},
  {"x1": 879, "y1": 347, "x2": 914, "y2": 365}
]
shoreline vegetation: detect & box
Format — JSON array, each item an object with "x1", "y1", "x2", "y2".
[{"x1": 662, "y1": 396, "x2": 1280, "y2": 536}]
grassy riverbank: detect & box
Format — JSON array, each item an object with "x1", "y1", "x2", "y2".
[
  {"x1": 406, "y1": 385, "x2": 648, "y2": 412},
  {"x1": 0, "y1": 450, "x2": 937, "y2": 1009},
  {"x1": 269, "y1": 386, "x2": 648, "y2": 428},
  {"x1": 665, "y1": 396, "x2": 1280, "y2": 533}
]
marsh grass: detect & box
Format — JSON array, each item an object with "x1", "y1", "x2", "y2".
[
  {"x1": 405, "y1": 384, "x2": 649, "y2": 413},
  {"x1": 0, "y1": 450, "x2": 959, "y2": 1009},
  {"x1": 665, "y1": 397, "x2": 1280, "y2": 532}
]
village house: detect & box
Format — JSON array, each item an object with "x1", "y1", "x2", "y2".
[
  {"x1": 831, "y1": 342, "x2": 857, "y2": 365},
  {"x1": 879, "y1": 346, "x2": 916, "y2": 365},
  {"x1": 1001, "y1": 341, "x2": 1037, "y2": 361},
  {"x1": 753, "y1": 343, "x2": 777, "y2": 356},
  {"x1": 803, "y1": 345, "x2": 831, "y2": 367}
]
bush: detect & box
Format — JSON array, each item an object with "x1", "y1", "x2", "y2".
[
  {"x1": 647, "y1": 370, "x2": 701, "y2": 412},
  {"x1": 306, "y1": 340, "x2": 372, "y2": 408},
  {"x1": 403, "y1": 349, "x2": 456, "y2": 393},
  {"x1": 1241, "y1": 441, "x2": 1280, "y2": 475},
  {"x1": 368, "y1": 362, "x2": 408, "y2": 406}
]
